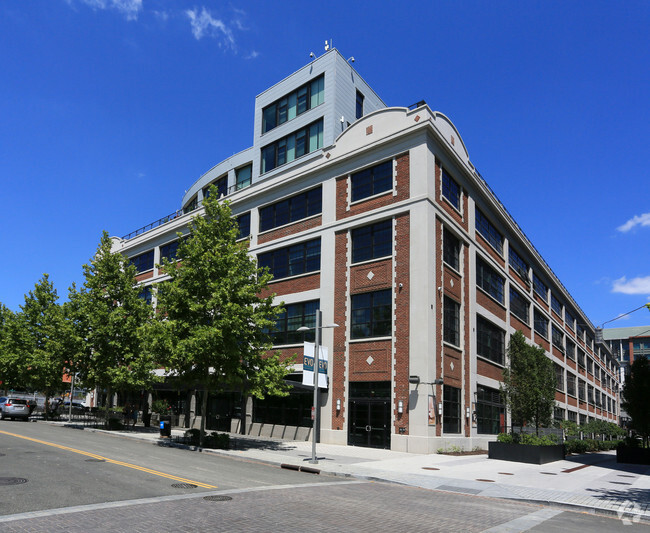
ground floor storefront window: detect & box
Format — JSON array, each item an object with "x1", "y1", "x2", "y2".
[
  {"x1": 476, "y1": 385, "x2": 504, "y2": 434},
  {"x1": 443, "y1": 385, "x2": 461, "y2": 433}
]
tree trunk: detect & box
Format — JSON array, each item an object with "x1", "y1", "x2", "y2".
[{"x1": 239, "y1": 389, "x2": 248, "y2": 436}]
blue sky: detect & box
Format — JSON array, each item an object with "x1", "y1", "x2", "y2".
[{"x1": 1, "y1": 1, "x2": 649, "y2": 328}]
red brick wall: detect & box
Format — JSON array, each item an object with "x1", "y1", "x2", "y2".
[
  {"x1": 476, "y1": 234, "x2": 505, "y2": 268},
  {"x1": 476, "y1": 358, "x2": 503, "y2": 381},
  {"x1": 135, "y1": 271, "x2": 153, "y2": 282},
  {"x1": 259, "y1": 273, "x2": 320, "y2": 299},
  {"x1": 332, "y1": 230, "x2": 349, "y2": 429},
  {"x1": 350, "y1": 341, "x2": 391, "y2": 380},
  {"x1": 510, "y1": 315, "x2": 532, "y2": 338},
  {"x1": 476, "y1": 290, "x2": 506, "y2": 321},
  {"x1": 350, "y1": 260, "x2": 391, "y2": 293},
  {"x1": 434, "y1": 160, "x2": 468, "y2": 232},
  {"x1": 393, "y1": 213, "x2": 410, "y2": 434}
]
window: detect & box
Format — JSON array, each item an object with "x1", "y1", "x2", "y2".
[
  {"x1": 578, "y1": 380, "x2": 585, "y2": 402},
  {"x1": 577, "y1": 323, "x2": 585, "y2": 341},
  {"x1": 567, "y1": 373, "x2": 576, "y2": 396},
  {"x1": 509, "y1": 287, "x2": 529, "y2": 323},
  {"x1": 533, "y1": 273, "x2": 548, "y2": 301},
  {"x1": 476, "y1": 386, "x2": 504, "y2": 434},
  {"x1": 444, "y1": 297, "x2": 460, "y2": 347},
  {"x1": 566, "y1": 339, "x2": 576, "y2": 361},
  {"x1": 262, "y1": 75, "x2": 324, "y2": 133},
  {"x1": 259, "y1": 187, "x2": 322, "y2": 232},
  {"x1": 475, "y1": 208, "x2": 503, "y2": 253},
  {"x1": 272, "y1": 300, "x2": 319, "y2": 345},
  {"x1": 441, "y1": 167, "x2": 461, "y2": 210},
  {"x1": 555, "y1": 364, "x2": 564, "y2": 391},
  {"x1": 577, "y1": 348, "x2": 585, "y2": 368},
  {"x1": 476, "y1": 315, "x2": 505, "y2": 365},
  {"x1": 261, "y1": 119, "x2": 324, "y2": 174},
  {"x1": 160, "y1": 240, "x2": 179, "y2": 262},
  {"x1": 552, "y1": 325, "x2": 564, "y2": 351},
  {"x1": 351, "y1": 160, "x2": 393, "y2": 202},
  {"x1": 554, "y1": 407, "x2": 565, "y2": 423},
  {"x1": 351, "y1": 219, "x2": 392, "y2": 263},
  {"x1": 565, "y1": 309, "x2": 575, "y2": 330},
  {"x1": 351, "y1": 289, "x2": 392, "y2": 339},
  {"x1": 443, "y1": 385, "x2": 461, "y2": 433},
  {"x1": 129, "y1": 250, "x2": 154, "y2": 273},
  {"x1": 443, "y1": 228, "x2": 461, "y2": 271},
  {"x1": 508, "y1": 246, "x2": 529, "y2": 282},
  {"x1": 137, "y1": 285, "x2": 152, "y2": 305},
  {"x1": 551, "y1": 293, "x2": 562, "y2": 316},
  {"x1": 355, "y1": 90, "x2": 364, "y2": 119},
  {"x1": 257, "y1": 238, "x2": 320, "y2": 281},
  {"x1": 587, "y1": 357, "x2": 593, "y2": 375},
  {"x1": 567, "y1": 410, "x2": 577, "y2": 422},
  {"x1": 476, "y1": 256, "x2": 504, "y2": 303},
  {"x1": 184, "y1": 196, "x2": 198, "y2": 214},
  {"x1": 204, "y1": 175, "x2": 227, "y2": 199},
  {"x1": 235, "y1": 164, "x2": 252, "y2": 190},
  {"x1": 237, "y1": 212, "x2": 251, "y2": 240},
  {"x1": 534, "y1": 308, "x2": 548, "y2": 338}
]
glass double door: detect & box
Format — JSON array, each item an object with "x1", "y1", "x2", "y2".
[{"x1": 348, "y1": 382, "x2": 391, "y2": 449}]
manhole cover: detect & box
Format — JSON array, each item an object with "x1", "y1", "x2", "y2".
[
  {"x1": 171, "y1": 483, "x2": 197, "y2": 489},
  {"x1": 0, "y1": 477, "x2": 28, "y2": 486},
  {"x1": 422, "y1": 467, "x2": 440, "y2": 471},
  {"x1": 203, "y1": 495, "x2": 232, "y2": 502},
  {"x1": 85, "y1": 459, "x2": 106, "y2": 462}
]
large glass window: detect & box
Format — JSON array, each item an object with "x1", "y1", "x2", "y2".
[
  {"x1": 262, "y1": 75, "x2": 324, "y2": 134},
  {"x1": 160, "y1": 240, "x2": 179, "y2": 262},
  {"x1": 443, "y1": 385, "x2": 461, "y2": 433},
  {"x1": 509, "y1": 287, "x2": 529, "y2": 323},
  {"x1": 555, "y1": 364, "x2": 564, "y2": 391},
  {"x1": 259, "y1": 187, "x2": 322, "y2": 232},
  {"x1": 551, "y1": 293, "x2": 563, "y2": 316},
  {"x1": 565, "y1": 308, "x2": 575, "y2": 330},
  {"x1": 577, "y1": 348, "x2": 585, "y2": 368},
  {"x1": 351, "y1": 289, "x2": 392, "y2": 339},
  {"x1": 567, "y1": 373, "x2": 576, "y2": 396},
  {"x1": 257, "y1": 238, "x2": 320, "y2": 281},
  {"x1": 476, "y1": 315, "x2": 505, "y2": 365},
  {"x1": 534, "y1": 309, "x2": 549, "y2": 338},
  {"x1": 475, "y1": 208, "x2": 503, "y2": 254},
  {"x1": 476, "y1": 256, "x2": 504, "y2": 303},
  {"x1": 508, "y1": 246, "x2": 529, "y2": 281},
  {"x1": 533, "y1": 272, "x2": 548, "y2": 301},
  {"x1": 204, "y1": 175, "x2": 227, "y2": 199},
  {"x1": 441, "y1": 167, "x2": 460, "y2": 210},
  {"x1": 476, "y1": 386, "x2": 504, "y2": 434},
  {"x1": 129, "y1": 250, "x2": 154, "y2": 273},
  {"x1": 236, "y1": 164, "x2": 252, "y2": 190},
  {"x1": 137, "y1": 285, "x2": 152, "y2": 305},
  {"x1": 351, "y1": 219, "x2": 392, "y2": 263},
  {"x1": 350, "y1": 160, "x2": 393, "y2": 202},
  {"x1": 272, "y1": 300, "x2": 319, "y2": 345},
  {"x1": 237, "y1": 212, "x2": 251, "y2": 240},
  {"x1": 443, "y1": 228, "x2": 461, "y2": 271},
  {"x1": 552, "y1": 325, "x2": 564, "y2": 351},
  {"x1": 261, "y1": 119, "x2": 324, "y2": 174},
  {"x1": 566, "y1": 339, "x2": 576, "y2": 361},
  {"x1": 444, "y1": 297, "x2": 460, "y2": 347}
]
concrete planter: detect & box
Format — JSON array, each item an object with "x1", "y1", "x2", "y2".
[
  {"x1": 617, "y1": 446, "x2": 650, "y2": 465},
  {"x1": 488, "y1": 441, "x2": 565, "y2": 464}
]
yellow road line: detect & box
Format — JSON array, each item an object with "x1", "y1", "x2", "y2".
[{"x1": 0, "y1": 430, "x2": 217, "y2": 489}]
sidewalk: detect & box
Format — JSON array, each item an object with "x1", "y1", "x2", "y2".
[{"x1": 77, "y1": 423, "x2": 650, "y2": 523}]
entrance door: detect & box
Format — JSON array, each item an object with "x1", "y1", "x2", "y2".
[{"x1": 348, "y1": 381, "x2": 391, "y2": 449}]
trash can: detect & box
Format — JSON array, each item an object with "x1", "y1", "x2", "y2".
[{"x1": 159, "y1": 420, "x2": 171, "y2": 437}]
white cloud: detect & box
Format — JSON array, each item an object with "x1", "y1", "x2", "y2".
[
  {"x1": 246, "y1": 50, "x2": 259, "y2": 60},
  {"x1": 612, "y1": 276, "x2": 650, "y2": 295},
  {"x1": 186, "y1": 7, "x2": 235, "y2": 47},
  {"x1": 617, "y1": 213, "x2": 650, "y2": 233},
  {"x1": 77, "y1": 0, "x2": 143, "y2": 21}
]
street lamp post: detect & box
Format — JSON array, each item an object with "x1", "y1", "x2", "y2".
[{"x1": 298, "y1": 309, "x2": 338, "y2": 464}]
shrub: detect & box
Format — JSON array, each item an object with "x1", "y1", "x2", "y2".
[
  {"x1": 497, "y1": 433, "x2": 514, "y2": 443},
  {"x1": 497, "y1": 432, "x2": 558, "y2": 446},
  {"x1": 107, "y1": 417, "x2": 124, "y2": 430}
]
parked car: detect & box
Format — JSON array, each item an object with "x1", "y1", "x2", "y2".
[{"x1": 0, "y1": 397, "x2": 31, "y2": 420}]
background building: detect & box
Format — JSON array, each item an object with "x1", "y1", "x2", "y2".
[{"x1": 111, "y1": 49, "x2": 619, "y2": 452}]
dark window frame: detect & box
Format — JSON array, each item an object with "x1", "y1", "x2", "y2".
[
  {"x1": 443, "y1": 228, "x2": 461, "y2": 271},
  {"x1": 552, "y1": 324, "x2": 564, "y2": 351},
  {"x1": 443, "y1": 296, "x2": 461, "y2": 347},
  {"x1": 350, "y1": 160, "x2": 393, "y2": 203},
  {"x1": 237, "y1": 212, "x2": 251, "y2": 240},
  {"x1": 355, "y1": 90, "x2": 364, "y2": 119},
  {"x1": 476, "y1": 256, "x2": 505, "y2": 304},
  {"x1": 475, "y1": 208, "x2": 503, "y2": 254},
  {"x1": 441, "y1": 167, "x2": 461, "y2": 210},
  {"x1": 443, "y1": 385, "x2": 461, "y2": 434},
  {"x1": 476, "y1": 315, "x2": 505, "y2": 365},
  {"x1": 261, "y1": 119, "x2": 324, "y2": 174},
  {"x1": 351, "y1": 219, "x2": 392, "y2": 263},
  {"x1": 262, "y1": 74, "x2": 325, "y2": 134},
  {"x1": 476, "y1": 385, "x2": 504, "y2": 435},
  {"x1": 259, "y1": 187, "x2": 322, "y2": 233},
  {"x1": 272, "y1": 300, "x2": 319, "y2": 346},
  {"x1": 350, "y1": 289, "x2": 392, "y2": 339},
  {"x1": 257, "y1": 238, "x2": 321, "y2": 281},
  {"x1": 508, "y1": 246, "x2": 529, "y2": 282},
  {"x1": 509, "y1": 287, "x2": 530, "y2": 323},
  {"x1": 129, "y1": 250, "x2": 154, "y2": 273},
  {"x1": 533, "y1": 272, "x2": 548, "y2": 301}
]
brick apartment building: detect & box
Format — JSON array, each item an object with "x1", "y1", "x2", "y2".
[{"x1": 111, "y1": 49, "x2": 620, "y2": 452}]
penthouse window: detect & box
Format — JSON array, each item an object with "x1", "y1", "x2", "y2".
[
  {"x1": 443, "y1": 296, "x2": 460, "y2": 347},
  {"x1": 351, "y1": 160, "x2": 393, "y2": 202},
  {"x1": 160, "y1": 240, "x2": 179, "y2": 262},
  {"x1": 552, "y1": 325, "x2": 564, "y2": 351},
  {"x1": 551, "y1": 293, "x2": 563, "y2": 316},
  {"x1": 509, "y1": 287, "x2": 529, "y2": 323},
  {"x1": 129, "y1": 250, "x2": 154, "y2": 273},
  {"x1": 476, "y1": 315, "x2": 505, "y2": 365},
  {"x1": 441, "y1": 167, "x2": 461, "y2": 210},
  {"x1": 443, "y1": 228, "x2": 461, "y2": 271},
  {"x1": 258, "y1": 238, "x2": 320, "y2": 281},
  {"x1": 534, "y1": 308, "x2": 548, "y2": 338},
  {"x1": 204, "y1": 175, "x2": 227, "y2": 199},
  {"x1": 237, "y1": 212, "x2": 251, "y2": 240},
  {"x1": 272, "y1": 300, "x2": 319, "y2": 345},
  {"x1": 352, "y1": 219, "x2": 392, "y2": 263},
  {"x1": 236, "y1": 164, "x2": 252, "y2": 190},
  {"x1": 356, "y1": 90, "x2": 364, "y2": 119},
  {"x1": 351, "y1": 289, "x2": 392, "y2": 339},
  {"x1": 259, "y1": 187, "x2": 322, "y2": 232},
  {"x1": 475, "y1": 208, "x2": 503, "y2": 254},
  {"x1": 476, "y1": 256, "x2": 504, "y2": 304},
  {"x1": 533, "y1": 273, "x2": 548, "y2": 301},
  {"x1": 262, "y1": 75, "x2": 324, "y2": 134},
  {"x1": 261, "y1": 119, "x2": 324, "y2": 174},
  {"x1": 508, "y1": 246, "x2": 529, "y2": 282}
]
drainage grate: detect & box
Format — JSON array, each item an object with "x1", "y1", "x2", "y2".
[
  {"x1": 204, "y1": 495, "x2": 232, "y2": 502},
  {"x1": 171, "y1": 483, "x2": 197, "y2": 489},
  {"x1": 85, "y1": 459, "x2": 106, "y2": 462},
  {"x1": 0, "y1": 477, "x2": 28, "y2": 486}
]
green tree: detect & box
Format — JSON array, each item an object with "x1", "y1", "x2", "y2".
[
  {"x1": 153, "y1": 187, "x2": 292, "y2": 446},
  {"x1": 622, "y1": 357, "x2": 650, "y2": 447},
  {"x1": 0, "y1": 303, "x2": 25, "y2": 394},
  {"x1": 501, "y1": 330, "x2": 556, "y2": 436},
  {"x1": 71, "y1": 231, "x2": 158, "y2": 420}
]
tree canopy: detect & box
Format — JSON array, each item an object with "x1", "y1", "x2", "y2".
[
  {"x1": 622, "y1": 357, "x2": 650, "y2": 447},
  {"x1": 501, "y1": 330, "x2": 556, "y2": 435}
]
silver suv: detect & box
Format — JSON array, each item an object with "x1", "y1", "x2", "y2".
[{"x1": 0, "y1": 397, "x2": 30, "y2": 420}]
